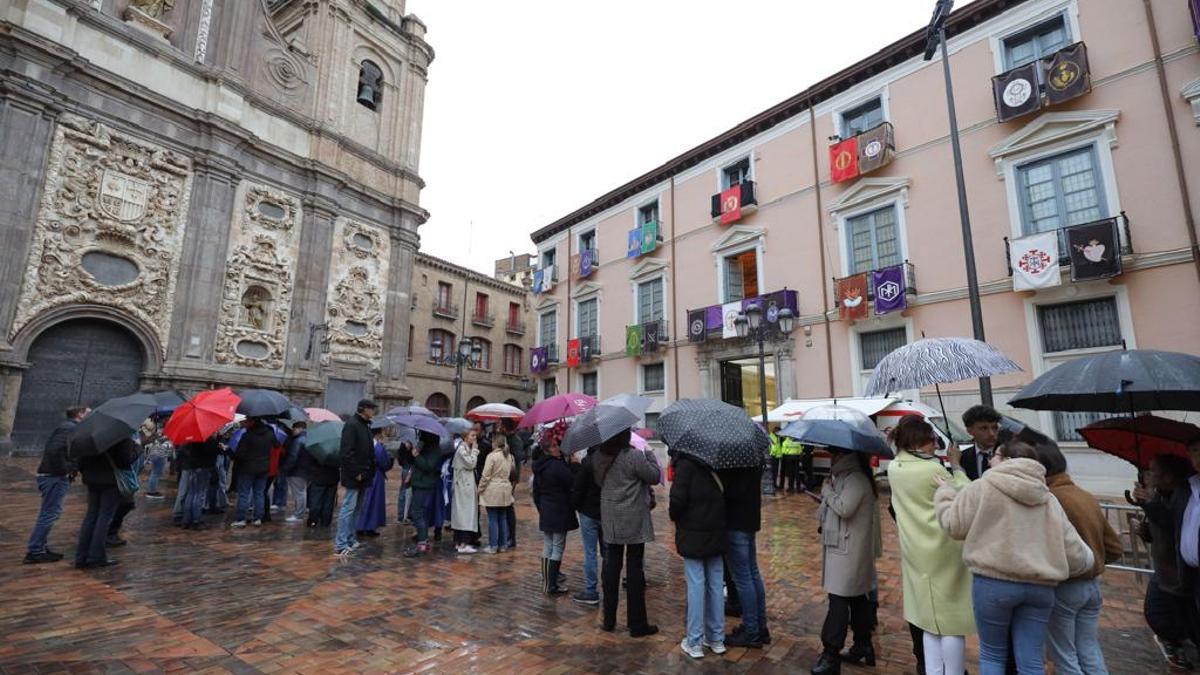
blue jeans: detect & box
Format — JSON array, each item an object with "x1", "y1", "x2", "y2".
[
  {"x1": 173, "y1": 469, "x2": 192, "y2": 521},
  {"x1": 1048, "y1": 577, "x2": 1108, "y2": 675},
  {"x1": 211, "y1": 455, "x2": 229, "y2": 509},
  {"x1": 335, "y1": 487, "x2": 362, "y2": 551},
  {"x1": 411, "y1": 488, "x2": 431, "y2": 543},
  {"x1": 487, "y1": 506, "x2": 509, "y2": 550},
  {"x1": 727, "y1": 530, "x2": 767, "y2": 636},
  {"x1": 75, "y1": 486, "x2": 120, "y2": 566},
  {"x1": 684, "y1": 555, "x2": 725, "y2": 647},
  {"x1": 182, "y1": 469, "x2": 210, "y2": 526},
  {"x1": 271, "y1": 476, "x2": 288, "y2": 508},
  {"x1": 972, "y1": 574, "x2": 1055, "y2": 675},
  {"x1": 578, "y1": 513, "x2": 603, "y2": 596},
  {"x1": 542, "y1": 531, "x2": 566, "y2": 560},
  {"x1": 145, "y1": 454, "x2": 167, "y2": 493},
  {"x1": 235, "y1": 472, "x2": 267, "y2": 522},
  {"x1": 27, "y1": 476, "x2": 70, "y2": 554}
]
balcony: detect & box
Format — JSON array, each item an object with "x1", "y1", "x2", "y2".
[
  {"x1": 832, "y1": 260, "x2": 918, "y2": 302},
  {"x1": 533, "y1": 266, "x2": 559, "y2": 294},
  {"x1": 432, "y1": 302, "x2": 459, "y2": 320},
  {"x1": 573, "y1": 248, "x2": 599, "y2": 279},
  {"x1": 991, "y1": 42, "x2": 1091, "y2": 123},
  {"x1": 544, "y1": 343, "x2": 559, "y2": 364},
  {"x1": 828, "y1": 121, "x2": 895, "y2": 184},
  {"x1": 1005, "y1": 213, "x2": 1132, "y2": 276},
  {"x1": 471, "y1": 311, "x2": 495, "y2": 328},
  {"x1": 624, "y1": 320, "x2": 670, "y2": 356},
  {"x1": 710, "y1": 181, "x2": 757, "y2": 223},
  {"x1": 505, "y1": 317, "x2": 526, "y2": 335}
]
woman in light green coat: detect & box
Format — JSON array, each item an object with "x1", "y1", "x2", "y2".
[{"x1": 886, "y1": 415, "x2": 974, "y2": 675}]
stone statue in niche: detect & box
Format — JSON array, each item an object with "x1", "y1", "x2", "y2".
[
  {"x1": 129, "y1": 0, "x2": 174, "y2": 18},
  {"x1": 240, "y1": 286, "x2": 272, "y2": 331}
]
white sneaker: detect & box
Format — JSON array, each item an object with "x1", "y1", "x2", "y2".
[
  {"x1": 458, "y1": 545, "x2": 477, "y2": 554},
  {"x1": 252, "y1": 519, "x2": 262, "y2": 527},
  {"x1": 703, "y1": 639, "x2": 727, "y2": 655},
  {"x1": 231, "y1": 520, "x2": 247, "y2": 528},
  {"x1": 680, "y1": 639, "x2": 704, "y2": 659},
  {"x1": 269, "y1": 505, "x2": 281, "y2": 512},
  {"x1": 285, "y1": 515, "x2": 301, "y2": 523},
  {"x1": 349, "y1": 541, "x2": 363, "y2": 551},
  {"x1": 481, "y1": 546, "x2": 497, "y2": 554}
]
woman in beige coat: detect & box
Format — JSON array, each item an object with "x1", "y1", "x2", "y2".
[
  {"x1": 477, "y1": 436, "x2": 514, "y2": 553},
  {"x1": 934, "y1": 441, "x2": 1093, "y2": 675}
]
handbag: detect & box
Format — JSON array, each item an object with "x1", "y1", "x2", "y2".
[{"x1": 106, "y1": 452, "x2": 140, "y2": 498}]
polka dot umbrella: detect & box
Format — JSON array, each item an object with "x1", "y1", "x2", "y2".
[{"x1": 656, "y1": 398, "x2": 770, "y2": 470}]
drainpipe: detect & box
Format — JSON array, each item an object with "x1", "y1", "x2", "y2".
[
  {"x1": 669, "y1": 173, "x2": 681, "y2": 401},
  {"x1": 565, "y1": 230, "x2": 573, "y2": 394},
  {"x1": 807, "y1": 103, "x2": 837, "y2": 397},
  {"x1": 1143, "y1": 0, "x2": 1200, "y2": 286}
]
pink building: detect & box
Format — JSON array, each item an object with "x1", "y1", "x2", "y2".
[{"x1": 528, "y1": 0, "x2": 1200, "y2": 494}]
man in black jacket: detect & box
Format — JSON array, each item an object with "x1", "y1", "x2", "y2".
[
  {"x1": 232, "y1": 418, "x2": 275, "y2": 527},
  {"x1": 74, "y1": 437, "x2": 139, "y2": 569},
  {"x1": 571, "y1": 450, "x2": 604, "y2": 605},
  {"x1": 719, "y1": 464, "x2": 770, "y2": 648},
  {"x1": 960, "y1": 405, "x2": 1001, "y2": 482},
  {"x1": 24, "y1": 406, "x2": 88, "y2": 564},
  {"x1": 334, "y1": 399, "x2": 377, "y2": 556}
]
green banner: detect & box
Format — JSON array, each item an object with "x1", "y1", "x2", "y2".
[
  {"x1": 641, "y1": 220, "x2": 658, "y2": 254},
  {"x1": 625, "y1": 324, "x2": 643, "y2": 356}
]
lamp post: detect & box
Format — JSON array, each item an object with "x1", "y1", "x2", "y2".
[
  {"x1": 433, "y1": 336, "x2": 483, "y2": 417},
  {"x1": 734, "y1": 303, "x2": 795, "y2": 496}
]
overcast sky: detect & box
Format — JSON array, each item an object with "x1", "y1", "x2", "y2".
[{"x1": 411, "y1": 0, "x2": 968, "y2": 275}]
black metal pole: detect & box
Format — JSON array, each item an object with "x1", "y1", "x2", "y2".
[
  {"x1": 938, "y1": 25, "x2": 993, "y2": 407},
  {"x1": 453, "y1": 358, "x2": 464, "y2": 417},
  {"x1": 758, "y1": 331, "x2": 776, "y2": 496}
]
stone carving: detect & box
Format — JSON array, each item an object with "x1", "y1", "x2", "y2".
[
  {"x1": 10, "y1": 114, "x2": 192, "y2": 356},
  {"x1": 129, "y1": 0, "x2": 174, "y2": 18},
  {"x1": 214, "y1": 183, "x2": 302, "y2": 369},
  {"x1": 257, "y1": 0, "x2": 309, "y2": 95},
  {"x1": 194, "y1": 0, "x2": 213, "y2": 62},
  {"x1": 325, "y1": 219, "x2": 390, "y2": 367}
]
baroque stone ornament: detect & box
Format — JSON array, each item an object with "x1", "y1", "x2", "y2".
[
  {"x1": 325, "y1": 219, "x2": 390, "y2": 367},
  {"x1": 11, "y1": 114, "x2": 193, "y2": 356},
  {"x1": 213, "y1": 182, "x2": 302, "y2": 369}
]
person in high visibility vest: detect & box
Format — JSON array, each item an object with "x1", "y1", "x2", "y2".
[
  {"x1": 778, "y1": 435, "x2": 804, "y2": 494},
  {"x1": 769, "y1": 428, "x2": 785, "y2": 492}
]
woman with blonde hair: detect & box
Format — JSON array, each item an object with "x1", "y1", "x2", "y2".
[{"x1": 478, "y1": 432, "x2": 515, "y2": 553}]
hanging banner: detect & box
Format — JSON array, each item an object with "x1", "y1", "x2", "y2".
[
  {"x1": 705, "y1": 305, "x2": 723, "y2": 332},
  {"x1": 836, "y1": 273, "x2": 869, "y2": 321},
  {"x1": 761, "y1": 290, "x2": 799, "y2": 326},
  {"x1": 856, "y1": 123, "x2": 894, "y2": 175},
  {"x1": 719, "y1": 186, "x2": 742, "y2": 225},
  {"x1": 1192, "y1": 0, "x2": 1200, "y2": 42},
  {"x1": 871, "y1": 264, "x2": 908, "y2": 315},
  {"x1": 541, "y1": 265, "x2": 554, "y2": 292},
  {"x1": 687, "y1": 308, "x2": 707, "y2": 343},
  {"x1": 1066, "y1": 218, "x2": 1122, "y2": 282},
  {"x1": 566, "y1": 338, "x2": 580, "y2": 367},
  {"x1": 830, "y1": 136, "x2": 860, "y2": 183},
  {"x1": 579, "y1": 249, "x2": 594, "y2": 278},
  {"x1": 530, "y1": 346, "x2": 548, "y2": 374},
  {"x1": 721, "y1": 301, "x2": 742, "y2": 339},
  {"x1": 579, "y1": 335, "x2": 595, "y2": 362},
  {"x1": 569, "y1": 254, "x2": 581, "y2": 281},
  {"x1": 1010, "y1": 231, "x2": 1062, "y2": 291},
  {"x1": 641, "y1": 220, "x2": 659, "y2": 254},
  {"x1": 627, "y1": 228, "x2": 642, "y2": 259},
  {"x1": 642, "y1": 320, "x2": 660, "y2": 354},
  {"x1": 532, "y1": 268, "x2": 545, "y2": 294},
  {"x1": 625, "y1": 325, "x2": 642, "y2": 357},
  {"x1": 992, "y1": 61, "x2": 1042, "y2": 122},
  {"x1": 1042, "y1": 42, "x2": 1091, "y2": 107}
]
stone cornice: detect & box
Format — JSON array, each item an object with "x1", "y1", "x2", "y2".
[{"x1": 415, "y1": 253, "x2": 530, "y2": 297}]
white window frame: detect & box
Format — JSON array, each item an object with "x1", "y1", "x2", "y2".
[
  {"x1": 538, "y1": 308, "x2": 558, "y2": 349},
  {"x1": 832, "y1": 88, "x2": 889, "y2": 139},
  {"x1": 573, "y1": 294, "x2": 600, "y2": 339},
  {"x1": 710, "y1": 226, "x2": 767, "y2": 304},
  {"x1": 578, "y1": 370, "x2": 600, "y2": 399},
  {"x1": 577, "y1": 228, "x2": 597, "y2": 255},
  {"x1": 987, "y1": 0, "x2": 1080, "y2": 75},
  {"x1": 639, "y1": 361, "x2": 667, "y2": 395},
  {"x1": 635, "y1": 198, "x2": 661, "y2": 228},
  {"x1": 849, "y1": 316, "x2": 914, "y2": 397},
  {"x1": 833, "y1": 193, "x2": 910, "y2": 278},
  {"x1": 633, "y1": 276, "x2": 665, "y2": 325},
  {"x1": 715, "y1": 152, "x2": 755, "y2": 191}
]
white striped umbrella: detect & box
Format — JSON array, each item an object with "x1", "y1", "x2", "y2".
[{"x1": 864, "y1": 337, "x2": 1021, "y2": 397}]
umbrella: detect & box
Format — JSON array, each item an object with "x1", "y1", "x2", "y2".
[
  {"x1": 633, "y1": 427, "x2": 656, "y2": 440},
  {"x1": 237, "y1": 389, "x2": 291, "y2": 417},
  {"x1": 656, "y1": 398, "x2": 771, "y2": 469},
  {"x1": 518, "y1": 393, "x2": 598, "y2": 428},
  {"x1": 68, "y1": 392, "x2": 159, "y2": 459},
  {"x1": 466, "y1": 402, "x2": 525, "y2": 422},
  {"x1": 304, "y1": 407, "x2": 341, "y2": 422},
  {"x1": 1009, "y1": 349, "x2": 1200, "y2": 413},
  {"x1": 390, "y1": 414, "x2": 450, "y2": 438},
  {"x1": 304, "y1": 421, "x2": 344, "y2": 465},
  {"x1": 444, "y1": 417, "x2": 474, "y2": 435},
  {"x1": 385, "y1": 404, "x2": 438, "y2": 419},
  {"x1": 1077, "y1": 415, "x2": 1200, "y2": 470},
  {"x1": 779, "y1": 404, "x2": 893, "y2": 458},
  {"x1": 630, "y1": 433, "x2": 649, "y2": 451},
  {"x1": 996, "y1": 415, "x2": 1051, "y2": 447},
  {"x1": 147, "y1": 389, "x2": 185, "y2": 414},
  {"x1": 164, "y1": 387, "x2": 241, "y2": 445},
  {"x1": 561, "y1": 393, "x2": 653, "y2": 454},
  {"x1": 277, "y1": 406, "x2": 309, "y2": 428},
  {"x1": 370, "y1": 416, "x2": 397, "y2": 431}
]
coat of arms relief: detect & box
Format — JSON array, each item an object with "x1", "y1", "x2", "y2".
[
  {"x1": 213, "y1": 183, "x2": 302, "y2": 369},
  {"x1": 324, "y1": 219, "x2": 390, "y2": 368},
  {"x1": 11, "y1": 114, "x2": 192, "y2": 355}
]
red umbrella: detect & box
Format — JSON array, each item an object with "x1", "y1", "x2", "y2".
[
  {"x1": 1077, "y1": 415, "x2": 1200, "y2": 470},
  {"x1": 517, "y1": 393, "x2": 597, "y2": 429},
  {"x1": 467, "y1": 402, "x2": 526, "y2": 422},
  {"x1": 305, "y1": 407, "x2": 341, "y2": 422},
  {"x1": 164, "y1": 388, "x2": 241, "y2": 445}
]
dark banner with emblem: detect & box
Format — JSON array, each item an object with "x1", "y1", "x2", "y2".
[
  {"x1": 1192, "y1": 0, "x2": 1200, "y2": 42},
  {"x1": 992, "y1": 61, "x2": 1042, "y2": 122},
  {"x1": 1066, "y1": 218, "x2": 1121, "y2": 282},
  {"x1": 579, "y1": 335, "x2": 596, "y2": 362},
  {"x1": 1042, "y1": 42, "x2": 1090, "y2": 106},
  {"x1": 642, "y1": 320, "x2": 661, "y2": 354},
  {"x1": 856, "y1": 123, "x2": 894, "y2": 175},
  {"x1": 687, "y1": 309, "x2": 707, "y2": 343}
]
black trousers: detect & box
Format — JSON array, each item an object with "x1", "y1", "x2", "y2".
[
  {"x1": 505, "y1": 505, "x2": 517, "y2": 546},
  {"x1": 800, "y1": 449, "x2": 815, "y2": 489},
  {"x1": 76, "y1": 486, "x2": 120, "y2": 566},
  {"x1": 108, "y1": 497, "x2": 135, "y2": 536},
  {"x1": 602, "y1": 543, "x2": 648, "y2": 631},
  {"x1": 821, "y1": 593, "x2": 872, "y2": 654},
  {"x1": 771, "y1": 457, "x2": 783, "y2": 489},
  {"x1": 307, "y1": 483, "x2": 336, "y2": 526},
  {"x1": 781, "y1": 456, "x2": 801, "y2": 492},
  {"x1": 1145, "y1": 575, "x2": 1194, "y2": 643}
]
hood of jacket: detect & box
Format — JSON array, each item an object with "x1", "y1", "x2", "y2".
[{"x1": 985, "y1": 457, "x2": 1050, "y2": 506}]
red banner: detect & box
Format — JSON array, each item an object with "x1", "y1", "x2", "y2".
[
  {"x1": 566, "y1": 338, "x2": 580, "y2": 368},
  {"x1": 830, "y1": 137, "x2": 860, "y2": 184},
  {"x1": 719, "y1": 185, "x2": 742, "y2": 225},
  {"x1": 836, "y1": 273, "x2": 869, "y2": 321}
]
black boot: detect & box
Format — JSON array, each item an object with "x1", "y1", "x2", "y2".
[
  {"x1": 811, "y1": 651, "x2": 841, "y2": 675},
  {"x1": 841, "y1": 642, "x2": 876, "y2": 666},
  {"x1": 546, "y1": 559, "x2": 567, "y2": 596},
  {"x1": 540, "y1": 558, "x2": 549, "y2": 594}
]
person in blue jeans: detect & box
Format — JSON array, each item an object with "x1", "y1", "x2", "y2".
[
  {"x1": 571, "y1": 450, "x2": 604, "y2": 605},
  {"x1": 139, "y1": 419, "x2": 172, "y2": 499},
  {"x1": 334, "y1": 400, "x2": 378, "y2": 556},
  {"x1": 669, "y1": 452, "x2": 727, "y2": 659},
  {"x1": 232, "y1": 418, "x2": 275, "y2": 527},
  {"x1": 477, "y1": 436, "x2": 515, "y2": 554},
  {"x1": 719, "y1": 464, "x2": 769, "y2": 648},
  {"x1": 24, "y1": 406, "x2": 88, "y2": 564}
]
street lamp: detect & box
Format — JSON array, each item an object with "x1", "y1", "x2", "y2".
[
  {"x1": 436, "y1": 336, "x2": 482, "y2": 417},
  {"x1": 735, "y1": 303, "x2": 795, "y2": 496}
]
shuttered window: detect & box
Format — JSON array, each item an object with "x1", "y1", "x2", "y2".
[
  {"x1": 1038, "y1": 297, "x2": 1121, "y2": 353},
  {"x1": 847, "y1": 206, "x2": 902, "y2": 274},
  {"x1": 578, "y1": 298, "x2": 598, "y2": 337},
  {"x1": 859, "y1": 327, "x2": 907, "y2": 371},
  {"x1": 539, "y1": 310, "x2": 556, "y2": 348},
  {"x1": 637, "y1": 278, "x2": 664, "y2": 323}
]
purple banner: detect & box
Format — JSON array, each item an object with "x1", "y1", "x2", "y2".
[
  {"x1": 580, "y1": 249, "x2": 594, "y2": 278},
  {"x1": 871, "y1": 265, "x2": 907, "y2": 315},
  {"x1": 530, "y1": 345, "x2": 548, "y2": 373},
  {"x1": 704, "y1": 305, "x2": 723, "y2": 331},
  {"x1": 1192, "y1": 0, "x2": 1200, "y2": 42},
  {"x1": 626, "y1": 229, "x2": 642, "y2": 259}
]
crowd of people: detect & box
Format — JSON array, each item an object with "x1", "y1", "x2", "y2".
[{"x1": 20, "y1": 394, "x2": 1199, "y2": 675}]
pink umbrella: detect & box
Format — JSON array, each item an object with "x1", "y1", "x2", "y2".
[
  {"x1": 305, "y1": 407, "x2": 341, "y2": 422},
  {"x1": 518, "y1": 393, "x2": 598, "y2": 429},
  {"x1": 633, "y1": 427, "x2": 656, "y2": 439},
  {"x1": 630, "y1": 433, "x2": 649, "y2": 451},
  {"x1": 466, "y1": 402, "x2": 526, "y2": 422}
]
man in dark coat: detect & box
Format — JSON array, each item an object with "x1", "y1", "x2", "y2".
[
  {"x1": 24, "y1": 406, "x2": 88, "y2": 563},
  {"x1": 720, "y1": 464, "x2": 769, "y2": 648},
  {"x1": 960, "y1": 404, "x2": 1001, "y2": 481},
  {"x1": 232, "y1": 418, "x2": 275, "y2": 527},
  {"x1": 670, "y1": 452, "x2": 727, "y2": 657},
  {"x1": 74, "y1": 437, "x2": 139, "y2": 568},
  {"x1": 571, "y1": 450, "x2": 604, "y2": 605},
  {"x1": 334, "y1": 399, "x2": 377, "y2": 556}
]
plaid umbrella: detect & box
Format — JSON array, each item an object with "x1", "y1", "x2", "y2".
[
  {"x1": 779, "y1": 405, "x2": 893, "y2": 458},
  {"x1": 164, "y1": 388, "x2": 241, "y2": 445},
  {"x1": 1009, "y1": 349, "x2": 1200, "y2": 413},
  {"x1": 864, "y1": 337, "x2": 1022, "y2": 396},
  {"x1": 518, "y1": 393, "x2": 597, "y2": 429},
  {"x1": 561, "y1": 394, "x2": 652, "y2": 454},
  {"x1": 237, "y1": 389, "x2": 291, "y2": 417},
  {"x1": 657, "y1": 399, "x2": 769, "y2": 470},
  {"x1": 304, "y1": 420, "x2": 344, "y2": 465},
  {"x1": 68, "y1": 392, "x2": 159, "y2": 459}
]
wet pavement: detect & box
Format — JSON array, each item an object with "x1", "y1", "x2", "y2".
[{"x1": 0, "y1": 457, "x2": 1165, "y2": 674}]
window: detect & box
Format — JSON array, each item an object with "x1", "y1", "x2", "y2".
[
  {"x1": 721, "y1": 157, "x2": 751, "y2": 189},
  {"x1": 1017, "y1": 147, "x2": 1107, "y2": 237},
  {"x1": 1037, "y1": 297, "x2": 1122, "y2": 440},
  {"x1": 503, "y1": 344, "x2": 523, "y2": 375},
  {"x1": 859, "y1": 327, "x2": 907, "y2": 371},
  {"x1": 644, "y1": 412, "x2": 661, "y2": 432},
  {"x1": 580, "y1": 230, "x2": 597, "y2": 254},
  {"x1": 542, "y1": 378, "x2": 557, "y2": 399},
  {"x1": 474, "y1": 293, "x2": 489, "y2": 320},
  {"x1": 425, "y1": 393, "x2": 450, "y2": 418},
  {"x1": 1002, "y1": 16, "x2": 1069, "y2": 69},
  {"x1": 637, "y1": 202, "x2": 659, "y2": 227},
  {"x1": 541, "y1": 248, "x2": 557, "y2": 270},
  {"x1": 723, "y1": 249, "x2": 759, "y2": 302},
  {"x1": 429, "y1": 329, "x2": 454, "y2": 362},
  {"x1": 539, "y1": 310, "x2": 557, "y2": 348},
  {"x1": 508, "y1": 302, "x2": 521, "y2": 327},
  {"x1": 473, "y1": 338, "x2": 492, "y2": 370},
  {"x1": 642, "y1": 363, "x2": 665, "y2": 392},
  {"x1": 436, "y1": 282, "x2": 452, "y2": 310},
  {"x1": 578, "y1": 298, "x2": 598, "y2": 337},
  {"x1": 581, "y1": 372, "x2": 598, "y2": 397},
  {"x1": 846, "y1": 205, "x2": 902, "y2": 274},
  {"x1": 840, "y1": 98, "x2": 884, "y2": 138},
  {"x1": 357, "y1": 60, "x2": 383, "y2": 110},
  {"x1": 636, "y1": 278, "x2": 664, "y2": 323}
]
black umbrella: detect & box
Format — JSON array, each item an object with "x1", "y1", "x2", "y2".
[
  {"x1": 68, "y1": 392, "x2": 159, "y2": 459},
  {"x1": 656, "y1": 399, "x2": 770, "y2": 470},
  {"x1": 997, "y1": 415, "x2": 1051, "y2": 446},
  {"x1": 561, "y1": 394, "x2": 652, "y2": 454},
  {"x1": 779, "y1": 405, "x2": 893, "y2": 458},
  {"x1": 237, "y1": 389, "x2": 292, "y2": 417},
  {"x1": 1009, "y1": 349, "x2": 1200, "y2": 412},
  {"x1": 147, "y1": 389, "x2": 185, "y2": 413}
]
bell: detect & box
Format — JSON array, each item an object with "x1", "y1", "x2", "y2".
[{"x1": 357, "y1": 84, "x2": 377, "y2": 109}]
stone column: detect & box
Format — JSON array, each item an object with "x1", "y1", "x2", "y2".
[
  {"x1": 0, "y1": 364, "x2": 27, "y2": 455},
  {"x1": 376, "y1": 227, "x2": 418, "y2": 406},
  {"x1": 776, "y1": 339, "x2": 798, "y2": 402},
  {"x1": 696, "y1": 352, "x2": 714, "y2": 399},
  {"x1": 285, "y1": 198, "x2": 337, "y2": 376}
]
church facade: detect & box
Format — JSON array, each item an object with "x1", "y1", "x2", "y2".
[{"x1": 0, "y1": 0, "x2": 432, "y2": 450}]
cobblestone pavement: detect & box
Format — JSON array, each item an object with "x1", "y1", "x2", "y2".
[{"x1": 0, "y1": 457, "x2": 1164, "y2": 674}]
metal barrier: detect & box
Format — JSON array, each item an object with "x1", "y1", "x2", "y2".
[{"x1": 1100, "y1": 502, "x2": 1154, "y2": 576}]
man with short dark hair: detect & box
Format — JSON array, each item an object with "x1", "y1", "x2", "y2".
[
  {"x1": 960, "y1": 404, "x2": 1002, "y2": 481},
  {"x1": 334, "y1": 399, "x2": 377, "y2": 557},
  {"x1": 24, "y1": 406, "x2": 89, "y2": 564}
]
